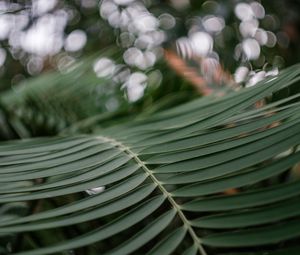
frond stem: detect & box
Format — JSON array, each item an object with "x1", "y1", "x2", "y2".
[{"x1": 98, "y1": 136, "x2": 207, "y2": 255}]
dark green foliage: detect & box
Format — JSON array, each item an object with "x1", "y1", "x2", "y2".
[{"x1": 0, "y1": 64, "x2": 300, "y2": 254}]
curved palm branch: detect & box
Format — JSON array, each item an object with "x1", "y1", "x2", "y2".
[{"x1": 1, "y1": 64, "x2": 300, "y2": 255}]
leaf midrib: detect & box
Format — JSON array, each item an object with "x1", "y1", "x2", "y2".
[{"x1": 97, "y1": 135, "x2": 207, "y2": 255}]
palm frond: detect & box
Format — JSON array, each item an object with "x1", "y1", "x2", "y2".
[{"x1": 1, "y1": 64, "x2": 300, "y2": 254}]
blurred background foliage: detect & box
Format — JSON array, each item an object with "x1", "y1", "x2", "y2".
[{"x1": 0, "y1": 0, "x2": 299, "y2": 140}]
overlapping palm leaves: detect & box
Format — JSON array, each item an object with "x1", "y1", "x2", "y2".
[{"x1": 1, "y1": 64, "x2": 300, "y2": 254}]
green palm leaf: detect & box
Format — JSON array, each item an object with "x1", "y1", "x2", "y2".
[{"x1": 1, "y1": 64, "x2": 300, "y2": 254}]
